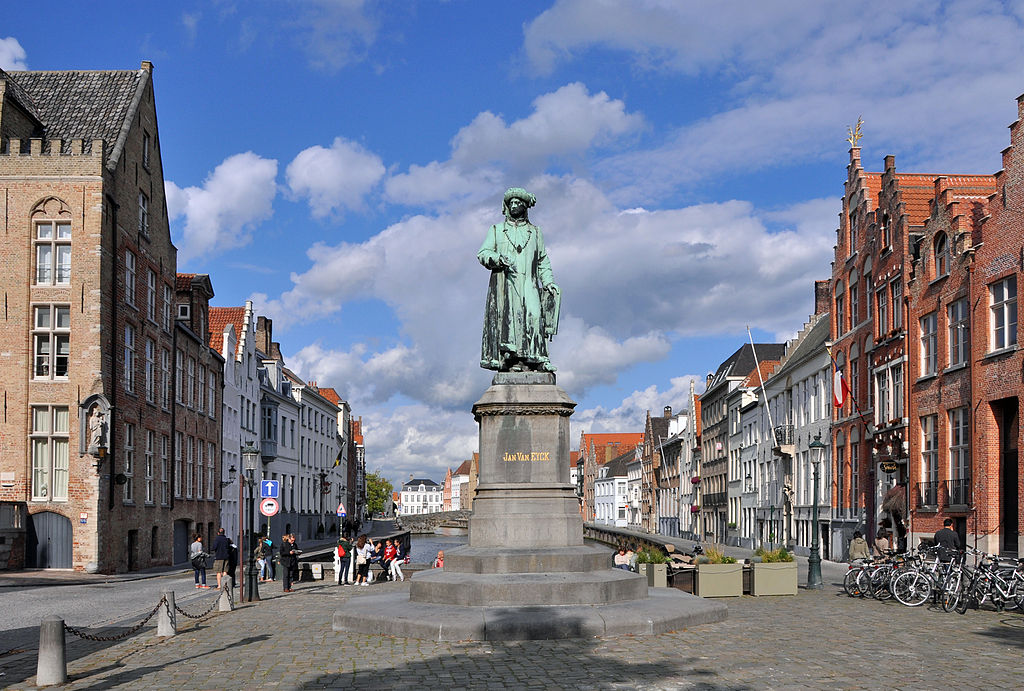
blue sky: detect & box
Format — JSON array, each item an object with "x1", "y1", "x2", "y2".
[{"x1": 4, "y1": 1, "x2": 1023, "y2": 490}]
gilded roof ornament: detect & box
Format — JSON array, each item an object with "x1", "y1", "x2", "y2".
[{"x1": 846, "y1": 116, "x2": 864, "y2": 147}]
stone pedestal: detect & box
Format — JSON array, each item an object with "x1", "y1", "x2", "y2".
[{"x1": 333, "y1": 373, "x2": 727, "y2": 640}]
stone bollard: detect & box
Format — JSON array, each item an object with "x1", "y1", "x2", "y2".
[
  {"x1": 157, "y1": 591, "x2": 176, "y2": 637},
  {"x1": 218, "y1": 580, "x2": 234, "y2": 611},
  {"x1": 36, "y1": 616, "x2": 67, "y2": 686}
]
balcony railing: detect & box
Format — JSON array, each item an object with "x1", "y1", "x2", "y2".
[
  {"x1": 944, "y1": 478, "x2": 971, "y2": 508},
  {"x1": 916, "y1": 481, "x2": 938, "y2": 509},
  {"x1": 703, "y1": 492, "x2": 727, "y2": 507},
  {"x1": 773, "y1": 425, "x2": 795, "y2": 446}
]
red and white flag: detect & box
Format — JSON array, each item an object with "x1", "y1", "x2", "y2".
[{"x1": 833, "y1": 365, "x2": 850, "y2": 408}]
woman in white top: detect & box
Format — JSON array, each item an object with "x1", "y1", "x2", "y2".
[{"x1": 355, "y1": 535, "x2": 375, "y2": 586}]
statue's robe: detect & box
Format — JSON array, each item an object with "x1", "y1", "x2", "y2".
[{"x1": 478, "y1": 219, "x2": 554, "y2": 370}]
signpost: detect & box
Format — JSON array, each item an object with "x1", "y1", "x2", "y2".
[
  {"x1": 260, "y1": 497, "x2": 280, "y2": 517},
  {"x1": 336, "y1": 501, "x2": 346, "y2": 517},
  {"x1": 260, "y1": 480, "x2": 280, "y2": 499}
]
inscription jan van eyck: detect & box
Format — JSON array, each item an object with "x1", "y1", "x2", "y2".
[{"x1": 502, "y1": 451, "x2": 551, "y2": 462}]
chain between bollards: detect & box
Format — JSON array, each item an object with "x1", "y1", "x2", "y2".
[{"x1": 62, "y1": 595, "x2": 168, "y2": 642}]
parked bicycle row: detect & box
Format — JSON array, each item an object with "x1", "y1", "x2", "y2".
[{"x1": 843, "y1": 544, "x2": 1024, "y2": 614}]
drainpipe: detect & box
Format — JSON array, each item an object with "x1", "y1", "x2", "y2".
[{"x1": 106, "y1": 195, "x2": 118, "y2": 513}]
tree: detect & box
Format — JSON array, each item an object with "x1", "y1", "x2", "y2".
[{"x1": 365, "y1": 470, "x2": 393, "y2": 516}]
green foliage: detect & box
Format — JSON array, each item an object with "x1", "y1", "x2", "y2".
[
  {"x1": 365, "y1": 470, "x2": 393, "y2": 515},
  {"x1": 635, "y1": 547, "x2": 670, "y2": 564},
  {"x1": 755, "y1": 547, "x2": 795, "y2": 563},
  {"x1": 703, "y1": 546, "x2": 737, "y2": 564}
]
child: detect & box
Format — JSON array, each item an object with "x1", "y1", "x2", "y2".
[{"x1": 433, "y1": 550, "x2": 444, "y2": 568}]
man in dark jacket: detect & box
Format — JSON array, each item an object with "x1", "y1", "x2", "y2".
[
  {"x1": 933, "y1": 518, "x2": 961, "y2": 562},
  {"x1": 211, "y1": 528, "x2": 232, "y2": 590}
]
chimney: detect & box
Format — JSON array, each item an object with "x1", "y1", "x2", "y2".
[
  {"x1": 254, "y1": 316, "x2": 273, "y2": 355},
  {"x1": 814, "y1": 280, "x2": 831, "y2": 316},
  {"x1": 706, "y1": 373, "x2": 714, "y2": 389},
  {"x1": 663, "y1": 406, "x2": 672, "y2": 419}
]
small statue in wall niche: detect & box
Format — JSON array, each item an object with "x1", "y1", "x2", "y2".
[{"x1": 88, "y1": 404, "x2": 107, "y2": 450}]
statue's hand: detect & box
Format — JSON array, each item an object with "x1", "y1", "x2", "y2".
[
  {"x1": 500, "y1": 255, "x2": 516, "y2": 274},
  {"x1": 545, "y1": 283, "x2": 559, "y2": 295}
]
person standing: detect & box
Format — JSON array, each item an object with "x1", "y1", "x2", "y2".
[
  {"x1": 334, "y1": 537, "x2": 353, "y2": 586},
  {"x1": 255, "y1": 538, "x2": 269, "y2": 582},
  {"x1": 282, "y1": 534, "x2": 300, "y2": 592},
  {"x1": 211, "y1": 528, "x2": 232, "y2": 590},
  {"x1": 354, "y1": 535, "x2": 374, "y2": 586},
  {"x1": 189, "y1": 534, "x2": 210, "y2": 589},
  {"x1": 933, "y1": 518, "x2": 961, "y2": 562},
  {"x1": 848, "y1": 531, "x2": 870, "y2": 562}
]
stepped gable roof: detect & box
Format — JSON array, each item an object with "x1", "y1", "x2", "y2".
[
  {"x1": 706, "y1": 343, "x2": 786, "y2": 395},
  {"x1": 208, "y1": 306, "x2": 245, "y2": 355},
  {"x1": 453, "y1": 460, "x2": 471, "y2": 476},
  {"x1": 892, "y1": 173, "x2": 939, "y2": 226},
  {"x1": 741, "y1": 359, "x2": 780, "y2": 389},
  {"x1": 7, "y1": 69, "x2": 142, "y2": 152},
  {"x1": 768, "y1": 314, "x2": 831, "y2": 382}
]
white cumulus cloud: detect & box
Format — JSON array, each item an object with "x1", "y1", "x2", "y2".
[
  {"x1": 165, "y1": 152, "x2": 278, "y2": 265},
  {"x1": 0, "y1": 36, "x2": 27, "y2": 70},
  {"x1": 286, "y1": 137, "x2": 385, "y2": 218}
]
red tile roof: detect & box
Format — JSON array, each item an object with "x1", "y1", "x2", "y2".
[
  {"x1": 454, "y1": 460, "x2": 471, "y2": 476},
  {"x1": 208, "y1": 306, "x2": 246, "y2": 356},
  {"x1": 742, "y1": 360, "x2": 780, "y2": 388},
  {"x1": 579, "y1": 432, "x2": 643, "y2": 464},
  {"x1": 175, "y1": 273, "x2": 196, "y2": 292},
  {"x1": 317, "y1": 387, "x2": 342, "y2": 405}
]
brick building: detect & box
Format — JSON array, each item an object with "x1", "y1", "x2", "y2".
[
  {"x1": 578, "y1": 432, "x2": 642, "y2": 522},
  {"x1": 0, "y1": 63, "x2": 221, "y2": 572}
]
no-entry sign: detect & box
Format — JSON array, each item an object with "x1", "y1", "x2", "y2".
[{"x1": 259, "y1": 497, "x2": 280, "y2": 517}]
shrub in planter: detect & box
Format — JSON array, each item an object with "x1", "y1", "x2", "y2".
[
  {"x1": 752, "y1": 547, "x2": 797, "y2": 596},
  {"x1": 636, "y1": 547, "x2": 669, "y2": 587}
]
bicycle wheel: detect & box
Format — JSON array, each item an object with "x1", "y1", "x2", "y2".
[
  {"x1": 956, "y1": 577, "x2": 976, "y2": 614},
  {"x1": 892, "y1": 571, "x2": 930, "y2": 607},
  {"x1": 941, "y1": 570, "x2": 963, "y2": 612},
  {"x1": 871, "y1": 567, "x2": 894, "y2": 601},
  {"x1": 844, "y1": 568, "x2": 866, "y2": 597}
]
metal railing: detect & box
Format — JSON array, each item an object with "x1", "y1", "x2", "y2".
[
  {"x1": 773, "y1": 425, "x2": 795, "y2": 446},
  {"x1": 916, "y1": 481, "x2": 938, "y2": 508},
  {"x1": 944, "y1": 478, "x2": 971, "y2": 507},
  {"x1": 703, "y1": 492, "x2": 727, "y2": 507}
]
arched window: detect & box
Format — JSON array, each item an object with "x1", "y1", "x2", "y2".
[
  {"x1": 835, "y1": 280, "x2": 846, "y2": 334},
  {"x1": 934, "y1": 232, "x2": 949, "y2": 277},
  {"x1": 849, "y1": 271, "x2": 859, "y2": 328}
]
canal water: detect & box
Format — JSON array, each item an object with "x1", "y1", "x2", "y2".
[{"x1": 408, "y1": 527, "x2": 467, "y2": 563}]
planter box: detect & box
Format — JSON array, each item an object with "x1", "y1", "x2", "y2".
[
  {"x1": 637, "y1": 563, "x2": 668, "y2": 588},
  {"x1": 696, "y1": 563, "x2": 743, "y2": 597},
  {"x1": 752, "y1": 562, "x2": 797, "y2": 596}
]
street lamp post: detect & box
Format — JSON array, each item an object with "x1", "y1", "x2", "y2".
[
  {"x1": 241, "y1": 442, "x2": 261, "y2": 602},
  {"x1": 807, "y1": 432, "x2": 827, "y2": 590}
]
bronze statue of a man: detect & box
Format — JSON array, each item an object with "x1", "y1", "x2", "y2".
[{"x1": 479, "y1": 187, "x2": 560, "y2": 372}]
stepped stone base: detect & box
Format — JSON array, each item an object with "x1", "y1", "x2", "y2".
[{"x1": 332, "y1": 587, "x2": 728, "y2": 641}]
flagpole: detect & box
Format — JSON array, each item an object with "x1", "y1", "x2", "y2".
[{"x1": 747, "y1": 327, "x2": 777, "y2": 548}]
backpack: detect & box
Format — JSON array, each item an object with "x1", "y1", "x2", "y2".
[{"x1": 337, "y1": 545, "x2": 346, "y2": 557}]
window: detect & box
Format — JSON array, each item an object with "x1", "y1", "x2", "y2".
[
  {"x1": 124, "y1": 250, "x2": 136, "y2": 306},
  {"x1": 161, "y1": 349, "x2": 171, "y2": 409},
  {"x1": 849, "y1": 273, "x2": 859, "y2": 327},
  {"x1": 920, "y1": 312, "x2": 937, "y2": 376},
  {"x1": 934, "y1": 233, "x2": 949, "y2": 277},
  {"x1": 990, "y1": 275, "x2": 1017, "y2": 351},
  {"x1": 124, "y1": 324, "x2": 136, "y2": 393},
  {"x1": 142, "y1": 131, "x2": 151, "y2": 169},
  {"x1": 207, "y1": 442, "x2": 216, "y2": 499},
  {"x1": 948, "y1": 297, "x2": 969, "y2": 367},
  {"x1": 891, "y1": 278, "x2": 903, "y2": 329},
  {"x1": 30, "y1": 406, "x2": 69, "y2": 501},
  {"x1": 880, "y1": 213, "x2": 891, "y2": 248},
  {"x1": 196, "y1": 441, "x2": 203, "y2": 500},
  {"x1": 849, "y1": 213, "x2": 858, "y2": 248},
  {"x1": 198, "y1": 366, "x2": 206, "y2": 413},
  {"x1": 893, "y1": 363, "x2": 904, "y2": 418},
  {"x1": 175, "y1": 350, "x2": 184, "y2": 403},
  {"x1": 874, "y1": 362, "x2": 904, "y2": 426},
  {"x1": 138, "y1": 192, "x2": 149, "y2": 235},
  {"x1": 163, "y1": 284, "x2": 172, "y2": 332},
  {"x1": 174, "y1": 431, "x2": 183, "y2": 498},
  {"x1": 187, "y1": 358, "x2": 196, "y2": 407},
  {"x1": 876, "y1": 369, "x2": 890, "y2": 423},
  {"x1": 877, "y1": 287, "x2": 888, "y2": 337},
  {"x1": 851, "y1": 447, "x2": 859, "y2": 512},
  {"x1": 145, "y1": 339, "x2": 155, "y2": 403},
  {"x1": 147, "y1": 270, "x2": 157, "y2": 322},
  {"x1": 208, "y1": 372, "x2": 216, "y2": 417},
  {"x1": 949, "y1": 406, "x2": 969, "y2": 482},
  {"x1": 33, "y1": 305, "x2": 70, "y2": 379},
  {"x1": 161, "y1": 434, "x2": 169, "y2": 505},
  {"x1": 835, "y1": 442, "x2": 845, "y2": 512},
  {"x1": 124, "y1": 423, "x2": 135, "y2": 503},
  {"x1": 835, "y1": 284, "x2": 846, "y2": 335},
  {"x1": 34, "y1": 221, "x2": 71, "y2": 285},
  {"x1": 921, "y1": 415, "x2": 938, "y2": 504},
  {"x1": 263, "y1": 406, "x2": 277, "y2": 441},
  {"x1": 145, "y1": 428, "x2": 155, "y2": 504},
  {"x1": 186, "y1": 436, "x2": 194, "y2": 498}
]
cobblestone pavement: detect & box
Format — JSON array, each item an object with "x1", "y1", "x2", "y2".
[{"x1": 2, "y1": 574, "x2": 1021, "y2": 690}]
